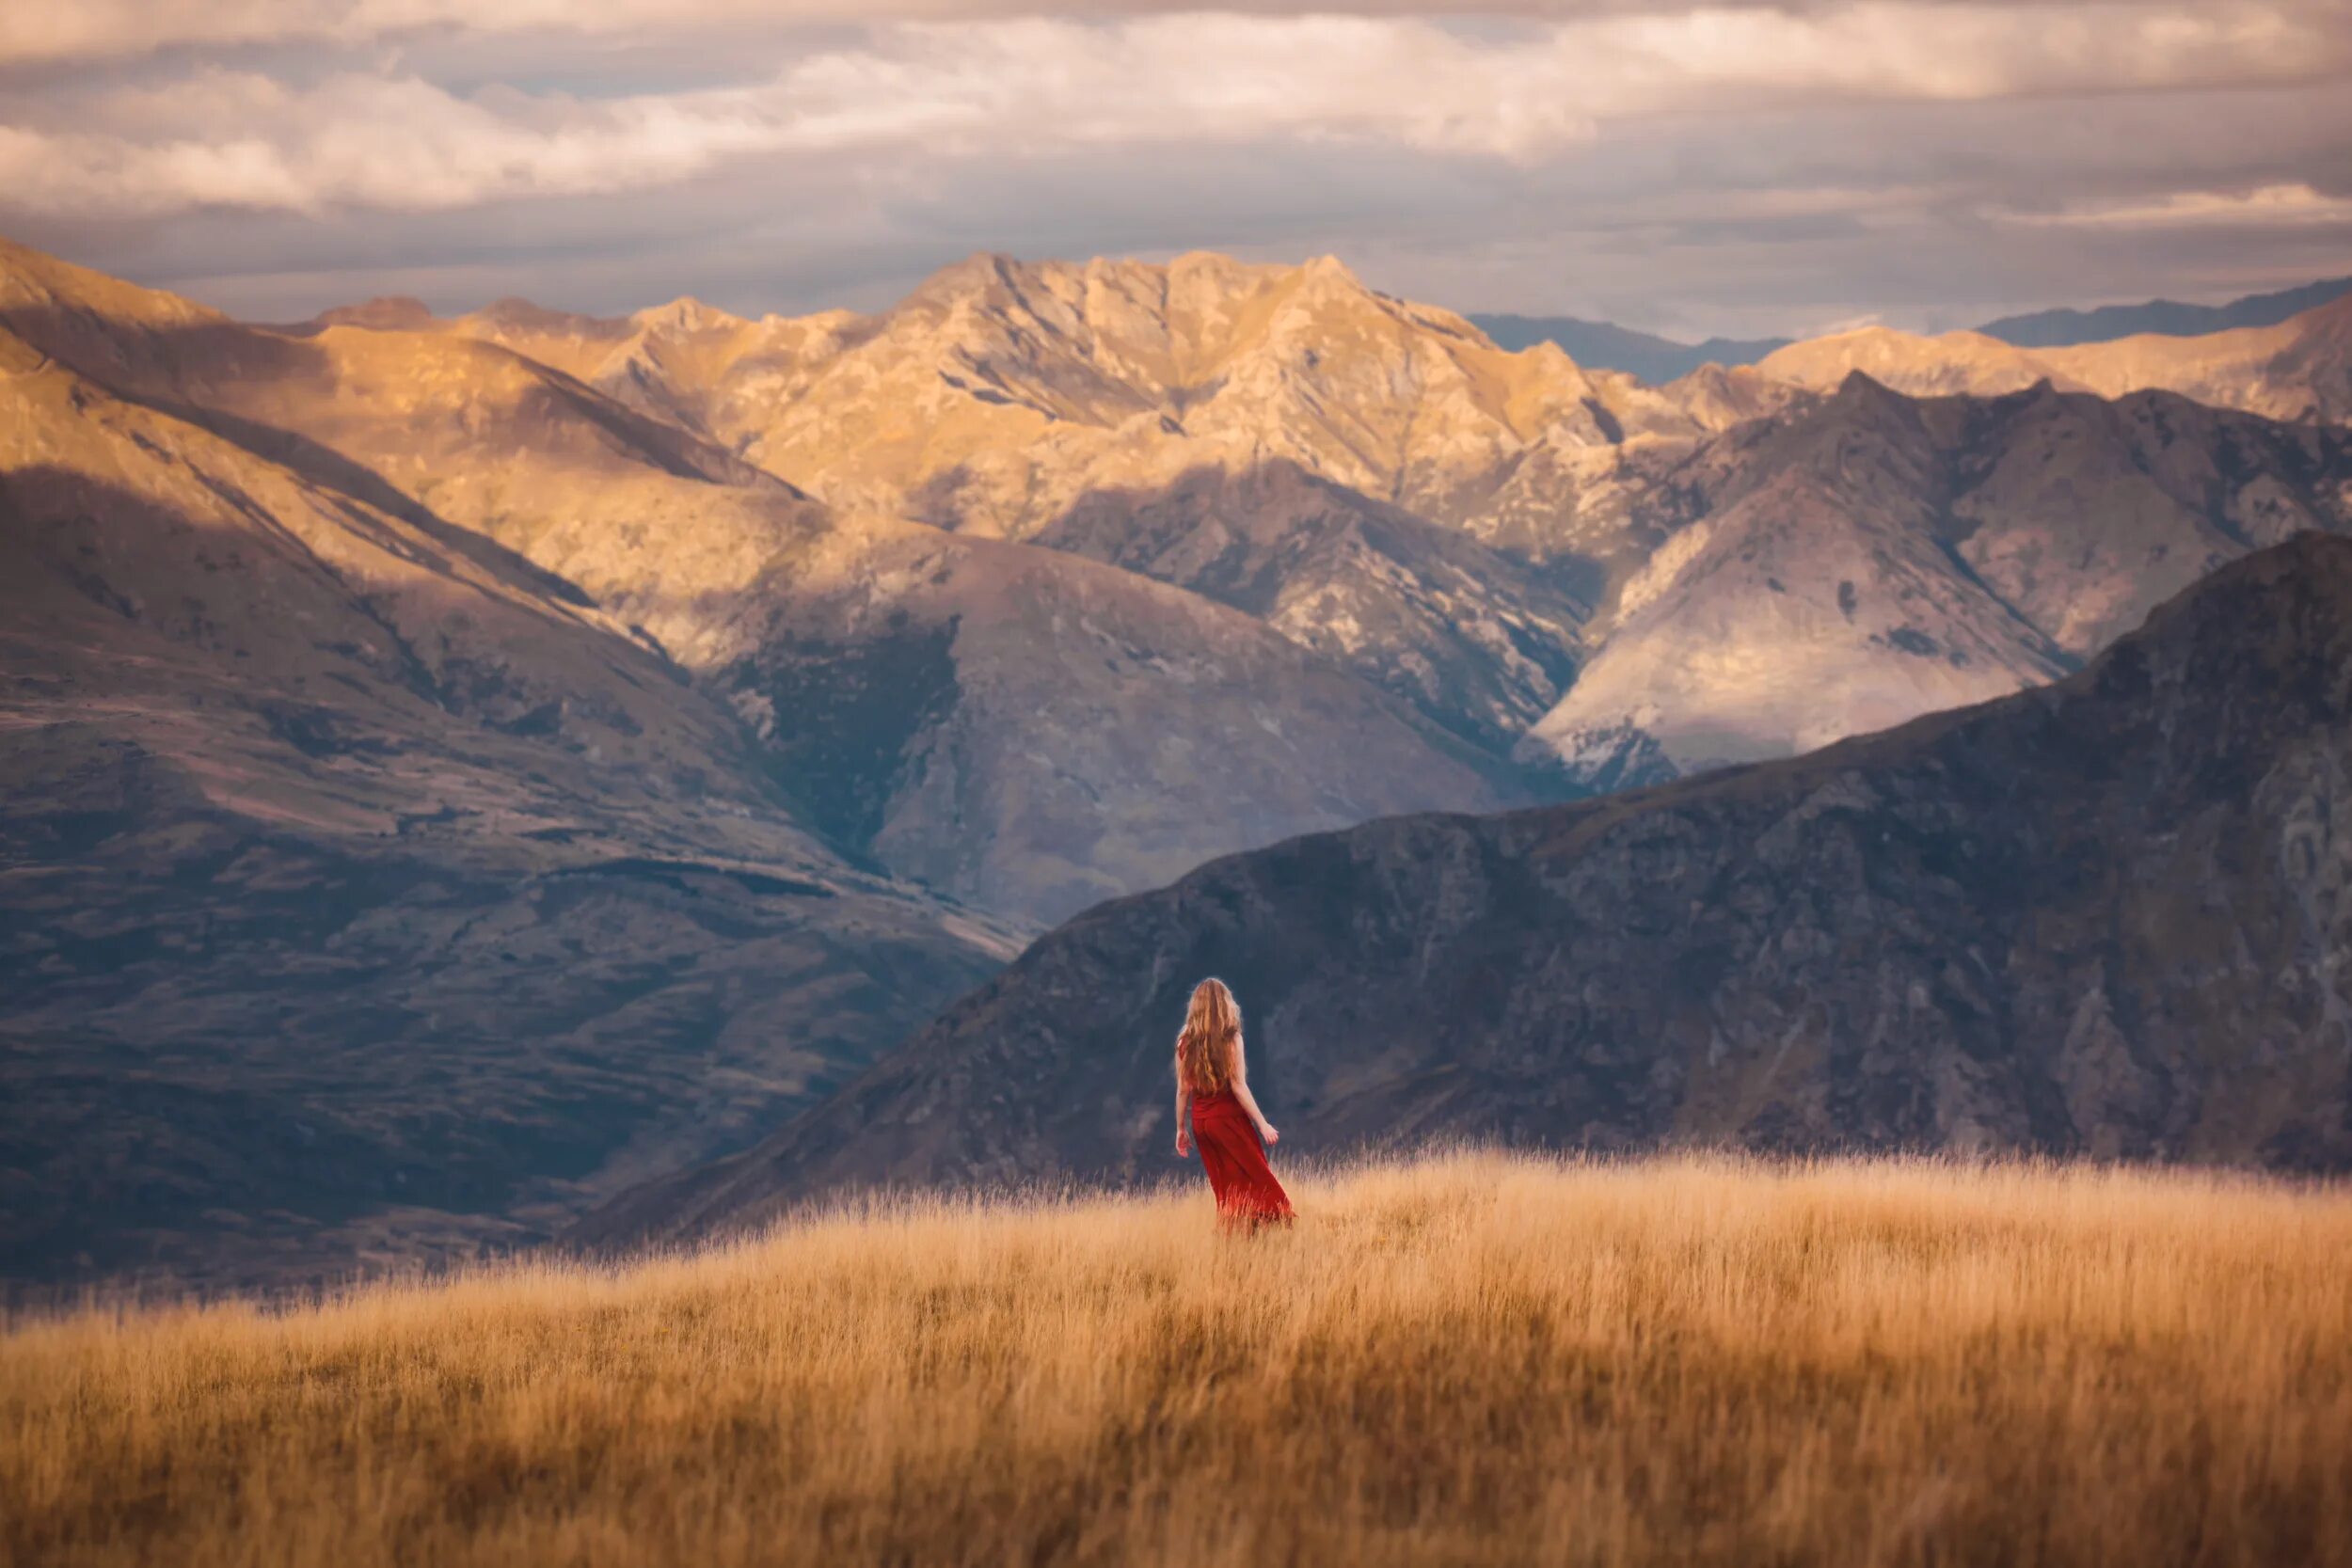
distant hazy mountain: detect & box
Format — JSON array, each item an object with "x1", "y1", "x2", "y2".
[
  {"x1": 1752, "y1": 289, "x2": 2352, "y2": 426},
  {"x1": 580, "y1": 532, "x2": 2352, "y2": 1249},
  {"x1": 1979, "y1": 275, "x2": 2352, "y2": 348},
  {"x1": 1470, "y1": 311, "x2": 1790, "y2": 384},
  {"x1": 1470, "y1": 274, "x2": 2352, "y2": 382}
]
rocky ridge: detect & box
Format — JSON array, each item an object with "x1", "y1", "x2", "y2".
[{"x1": 1518, "y1": 374, "x2": 2352, "y2": 786}]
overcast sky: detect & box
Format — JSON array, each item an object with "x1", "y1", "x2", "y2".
[{"x1": 4, "y1": 1, "x2": 2348, "y2": 338}]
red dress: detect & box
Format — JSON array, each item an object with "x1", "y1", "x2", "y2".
[{"x1": 1189, "y1": 1087, "x2": 1295, "y2": 1228}]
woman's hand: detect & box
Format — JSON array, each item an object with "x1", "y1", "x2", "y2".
[
  {"x1": 1175, "y1": 1128, "x2": 1191, "y2": 1157},
  {"x1": 1259, "y1": 1122, "x2": 1279, "y2": 1146}
]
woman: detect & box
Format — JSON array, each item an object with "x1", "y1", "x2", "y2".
[{"x1": 1172, "y1": 978, "x2": 1295, "y2": 1228}]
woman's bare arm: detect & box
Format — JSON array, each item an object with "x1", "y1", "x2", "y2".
[
  {"x1": 1174, "y1": 1071, "x2": 1193, "y2": 1157},
  {"x1": 1228, "y1": 1035, "x2": 1279, "y2": 1146}
]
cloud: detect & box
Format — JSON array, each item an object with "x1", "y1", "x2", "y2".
[
  {"x1": 1, "y1": 4, "x2": 2344, "y2": 335},
  {"x1": 3, "y1": 7, "x2": 2343, "y2": 220},
  {"x1": 24, "y1": 0, "x2": 2334, "y2": 68},
  {"x1": 1994, "y1": 182, "x2": 2352, "y2": 229},
  {"x1": 0, "y1": 74, "x2": 821, "y2": 216},
  {"x1": 0, "y1": 20, "x2": 1603, "y2": 217}
]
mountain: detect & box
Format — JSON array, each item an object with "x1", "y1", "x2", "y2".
[
  {"x1": 442, "y1": 251, "x2": 1659, "y2": 537},
  {"x1": 1754, "y1": 292, "x2": 2352, "y2": 425},
  {"x1": 1979, "y1": 275, "x2": 2352, "y2": 348},
  {"x1": 6, "y1": 239, "x2": 1534, "y2": 926},
  {"x1": 1029, "y1": 461, "x2": 1591, "y2": 752},
  {"x1": 1517, "y1": 374, "x2": 2352, "y2": 787},
  {"x1": 0, "y1": 270, "x2": 1018, "y2": 1291},
  {"x1": 0, "y1": 237, "x2": 1566, "y2": 1289},
  {"x1": 1468, "y1": 275, "x2": 2352, "y2": 383},
  {"x1": 1471, "y1": 312, "x2": 1791, "y2": 384},
  {"x1": 1756, "y1": 327, "x2": 2064, "y2": 399},
  {"x1": 23, "y1": 236, "x2": 2352, "y2": 907},
  {"x1": 417, "y1": 252, "x2": 1789, "y2": 720},
  {"x1": 581, "y1": 531, "x2": 2352, "y2": 1247},
  {"x1": 414, "y1": 254, "x2": 2352, "y2": 802},
  {"x1": 19, "y1": 231, "x2": 2352, "y2": 1284},
  {"x1": 707, "y1": 521, "x2": 1534, "y2": 918}
]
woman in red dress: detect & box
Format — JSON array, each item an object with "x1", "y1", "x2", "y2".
[{"x1": 1172, "y1": 978, "x2": 1295, "y2": 1229}]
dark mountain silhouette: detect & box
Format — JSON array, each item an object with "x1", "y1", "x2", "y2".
[
  {"x1": 1471, "y1": 311, "x2": 1790, "y2": 383},
  {"x1": 1978, "y1": 276, "x2": 2352, "y2": 348},
  {"x1": 582, "y1": 533, "x2": 2352, "y2": 1247}
]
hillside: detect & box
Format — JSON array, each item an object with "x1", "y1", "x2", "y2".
[
  {"x1": 0, "y1": 280, "x2": 1018, "y2": 1290},
  {"x1": 10, "y1": 1153, "x2": 2350, "y2": 1568},
  {"x1": 590, "y1": 534, "x2": 2352, "y2": 1241}
]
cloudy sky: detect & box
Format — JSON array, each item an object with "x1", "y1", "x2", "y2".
[{"x1": 4, "y1": 1, "x2": 2348, "y2": 337}]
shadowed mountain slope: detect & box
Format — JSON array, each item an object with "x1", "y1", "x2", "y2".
[
  {"x1": 0, "y1": 305, "x2": 1016, "y2": 1291},
  {"x1": 583, "y1": 533, "x2": 2352, "y2": 1245},
  {"x1": 1032, "y1": 460, "x2": 1591, "y2": 752}
]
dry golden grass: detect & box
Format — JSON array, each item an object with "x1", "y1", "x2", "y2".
[{"x1": 6, "y1": 1150, "x2": 2351, "y2": 1567}]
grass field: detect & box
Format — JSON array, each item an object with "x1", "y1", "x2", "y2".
[{"x1": 6, "y1": 1150, "x2": 2351, "y2": 1567}]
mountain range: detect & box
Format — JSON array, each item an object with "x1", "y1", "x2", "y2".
[
  {"x1": 0, "y1": 245, "x2": 1031, "y2": 1286},
  {"x1": 361, "y1": 250, "x2": 2352, "y2": 793},
  {"x1": 1755, "y1": 293, "x2": 2352, "y2": 424},
  {"x1": 584, "y1": 531, "x2": 2352, "y2": 1248},
  {"x1": 1474, "y1": 274, "x2": 2352, "y2": 381},
  {"x1": 7, "y1": 234, "x2": 2352, "y2": 1287}
]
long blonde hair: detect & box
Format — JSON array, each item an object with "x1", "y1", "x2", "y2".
[{"x1": 1175, "y1": 978, "x2": 1242, "y2": 1096}]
